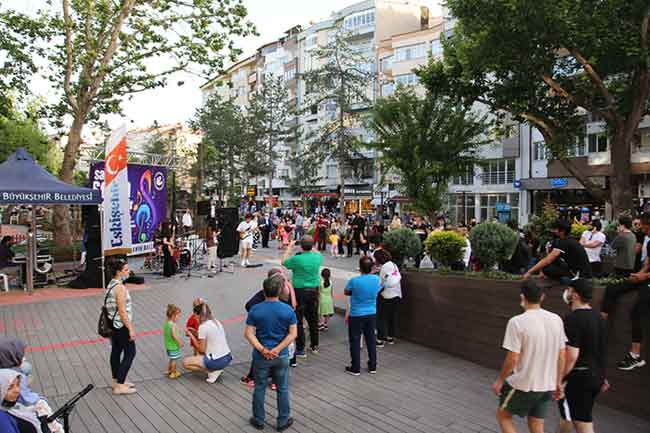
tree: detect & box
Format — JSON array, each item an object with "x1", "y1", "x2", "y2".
[
  {"x1": 8, "y1": 0, "x2": 255, "y2": 246},
  {"x1": 369, "y1": 87, "x2": 489, "y2": 219},
  {"x1": 283, "y1": 147, "x2": 324, "y2": 210},
  {"x1": 0, "y1": 109, "x2": 59, "y2": 173},
  {"x1": 0, "y1": 11, "x2": 49, "y2": 117},
  {"x1": 193, "y1": 93, "x2": 248, "y2": 207},
  {"x1": 247, "y1": 74, "x2": 296, "y2": 199},
  {"x1": 302, "y1": 29, "x2": 375, "y2": 205},
  {"x1": 419, "y1": 0, "x2": 650, "y2": 215}
]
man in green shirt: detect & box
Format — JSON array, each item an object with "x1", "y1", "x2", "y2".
[{"x1": 282, "y1": 235, "x2": 323, "y2": 365}]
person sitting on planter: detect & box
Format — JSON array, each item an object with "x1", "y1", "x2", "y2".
[
  {"x1": 523, "y1": 220, "x2": 592, "y2": 282},
  {"x1": 600, "y1": 211, "x2": 650, "y2": 371}
]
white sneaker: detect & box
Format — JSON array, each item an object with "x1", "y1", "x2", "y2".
[
  {"x1": 241, "y1": 261, "x2": 246, "y2": 267},
  {"x1": 206, "y1": 370, "x2": 222, "y2": 384}
]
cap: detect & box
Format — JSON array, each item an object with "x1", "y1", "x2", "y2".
[{"x1": 567, "y1": 278, "x2": 593, "y2": 302}]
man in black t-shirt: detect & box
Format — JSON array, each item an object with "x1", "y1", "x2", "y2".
[
  {"x1": 523, "y1": 220, "x2": 592, "y2": 281},
  {"x1": 602, "y1": 212, "x2": 650, "y2": 371},
  {"x1": 557, "y1": 279, "x2": 608, "y2": 432}
]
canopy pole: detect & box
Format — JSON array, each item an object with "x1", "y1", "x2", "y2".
[
  {"x1": 26, "y1": 207, "x2": 36, "y2": 292},
  {"x1": 99, "y1": 205, "x2": 106, "y2": 290}
]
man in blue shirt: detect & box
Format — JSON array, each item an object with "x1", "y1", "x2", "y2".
[
  {"x1": 344, "y1": 256, "x2": 382, "y2": 375},
  {"x1": 245, "y1": 274, "x2": 298, "y2": 431}
]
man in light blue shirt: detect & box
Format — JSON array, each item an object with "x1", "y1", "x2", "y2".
[{"x1": 344, "y1": 256, "x2": 382, "y2": 375}]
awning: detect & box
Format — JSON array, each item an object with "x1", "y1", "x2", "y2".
[
  {"x1": 0, "y1": 148, "x2": 101, "y2": 205},
  {"x1": 519, "y1": 177, "x2": 585, "y2": 191}
]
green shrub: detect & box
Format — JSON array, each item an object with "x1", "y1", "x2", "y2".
[
  {"x1": 469, "y1": 222, "x2": 518, "y2": 269},
  {"x1": 382, "y1": 227, "x2": 422, "y2": 267},
  {"x1": 571, "y1": 222, "x2": 588, "y2": 240},
  {"x1": 424, "y1": 230, "x2": 466, "y2": 267}
]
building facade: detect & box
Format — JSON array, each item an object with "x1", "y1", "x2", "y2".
[{"x1": 200, "y1": 0, "x2": 432, "y2": 213}]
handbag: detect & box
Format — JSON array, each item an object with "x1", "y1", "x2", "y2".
[
  {"x1": 384, "y1": 262, "x2": 402, "y2": 288},
  {"x1": 98, "y1": 282, "x2": 118, "y2": 338}
]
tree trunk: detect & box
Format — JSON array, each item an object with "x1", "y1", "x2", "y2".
[
  {"x1": 609, "y1": 129, "x2": 635, "y2": 216},
  {"x1": 54, "y1": 114, "x2": 85, "y2": 247},
  {"x1": 196, "y1": 139, "x2": 204, "y2": 201},
  {"x1": 338, "y1": 163, "x2": 345, "y2": 214}
]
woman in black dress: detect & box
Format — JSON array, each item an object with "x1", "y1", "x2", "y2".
[{"x1": 161, "y1": 222, "x2": 177, "y2": 277}]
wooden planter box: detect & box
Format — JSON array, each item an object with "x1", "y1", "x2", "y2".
[{"x1": 398, "y1": 272, "x2": 650, "y2": 420}]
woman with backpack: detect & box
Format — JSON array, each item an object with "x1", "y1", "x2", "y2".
[
  {"x1": 104, "y1": 258, "x2": 137, "y2": 395},
  {"x1": 374, "y1": 249, "x2": 402, "y2": 347}
]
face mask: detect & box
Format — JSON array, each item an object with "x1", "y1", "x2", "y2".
[
  {"x1": 2, "y1": 399, "x2": 17, "y2": 408},
  {"x1": 562, "y1": 289, "x2": 572, "y2": 305},
  {"x1": 121, "y1": 274, "x2": 129, "y2": 283}
]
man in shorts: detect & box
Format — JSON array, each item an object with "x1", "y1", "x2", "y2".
[
  {"x1": 492, "y1": 280, "x2": 567, "y2": 433},
  {"x1": 237, "y1": 213, "x2": 257, "y2": 267},
  {"x1": 557, "y1": 279, "x2": 608, "y2": 433}
]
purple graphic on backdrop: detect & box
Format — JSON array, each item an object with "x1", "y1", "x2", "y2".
[{"x1": 90, "y1": 162, "x2": 167, "y2": 254}]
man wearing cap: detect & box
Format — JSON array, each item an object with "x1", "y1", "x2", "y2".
[
  {"x1": 282, "y1": 235, "x2": 323, "y2": 366},
  {"x1": 523, "y1": 219, "x2": 592, "y2": 281},
  {"x1": 493, "y1": 280, "x2": 566, "y2": 433},
  {"x1": 557, "y1": 279, "x2": 608, "y2": 433}
]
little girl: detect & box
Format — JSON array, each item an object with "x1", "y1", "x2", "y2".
[
  {"x1": 164, "y1": 304, "x2": 184, "y2": 379},
  {"x1": 329, "y1": 231, "x2": 340, "y2": 257},
  {"x1": 277, "y1": 222, "x2": 286, "y2": 249},
  {"x1": 185, "y1": 298, "x2": 203, "y2": 356},
  {"x1": 318, "y1": 268, "x2": 334, "y2": 331}
]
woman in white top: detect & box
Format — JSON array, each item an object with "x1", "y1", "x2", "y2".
[
  {"x1": 183, "y1": 303, "x2": 232, "y2": 383},
  {"x1": 374, "y1": 249, "x2": 402, "y2": 346},
  {"x1": 105, "y1": 259, "x2": 137, "y2": 395}
]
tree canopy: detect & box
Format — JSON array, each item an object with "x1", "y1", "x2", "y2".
[
  {"x1": 419, "y1": 0, "x2": 650, "y2": 214},
  {"x1": 369, "y1": 87, "x2": 489, "y2": 218}
]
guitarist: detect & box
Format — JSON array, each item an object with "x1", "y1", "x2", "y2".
[
  {"x1": 237, "y1": 213, "x2": 257, "y2": 267},
  {"x1": 161, "y1": 221, "x2": 177, "y2": 277}
]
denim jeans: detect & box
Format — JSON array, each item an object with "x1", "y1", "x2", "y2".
[
  {"x1": 348, "y1": 314, "x2": 377, "y2": 372},
  {"x1": 253, "y1": 356, "x2": 291, "y2": 426}
]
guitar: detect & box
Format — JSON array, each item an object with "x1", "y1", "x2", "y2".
[{"x1": 240, "y1": 228, "x2": 253, "y2": 240}]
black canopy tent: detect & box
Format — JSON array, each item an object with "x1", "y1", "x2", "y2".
[{"x1": 0, "y1": 148, "x2": 101, "y2": 291}]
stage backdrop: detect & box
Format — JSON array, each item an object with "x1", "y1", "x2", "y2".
[{"x1": 90, "y1": 162, "x2": 167, "y2": 255}]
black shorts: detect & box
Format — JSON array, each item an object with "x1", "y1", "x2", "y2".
[{"x1": 558, "y1": 371, "x2": 602, "y2": 423}]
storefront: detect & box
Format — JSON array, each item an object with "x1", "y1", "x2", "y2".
[
  {"x1": 343, "y1": 186, "x2": 373, "y2": 215},
  {"x1": 521, "y1": 177, "x2": 605, "y2": 220}
]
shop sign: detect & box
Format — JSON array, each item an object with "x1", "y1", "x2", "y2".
[
  {"x1": 513, "y1": 179, "x2": 521, "y2": 189},
  {"x1": 247, "y1": 185, "x2": 257, "y2": 196},
  {"x1": 550, "y1": 178, "x2": 568, "y2": 188}
]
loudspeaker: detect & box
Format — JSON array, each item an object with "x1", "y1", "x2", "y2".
[
  {"x1": 196, "y1": 200, "x2": 211, "y2": 216},
  {"x1": 215, "y1": 208, "x2": 239, "y2": 258},
  {"x1": 69, "y1": 206, "x2": 102, "y2": 289}
]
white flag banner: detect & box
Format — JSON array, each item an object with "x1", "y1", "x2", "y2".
[{"x1": 102, "y1": 124, "x2": 132, "y2": 255}]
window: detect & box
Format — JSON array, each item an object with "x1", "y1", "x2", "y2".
[
  {"x1": 344, "y1": 10, "x2": 375, "y2": 31},
  {"x1": 381, "y1": 83, "x2": 394, "y2": 97},
  {"x1": 479, "y1": 193, "x2": 519, "y2": 223},
  {"x1": 284, "y1": 67, "x2": 296, "y2": 81},
  {"x1": 431, "y1": 39, "x2": 443, "y2": 57},
  {"x1": 310, "y1": 104, "x2": 318, "y2": 115},
  {"x1": 326, "y1": 164, "x2": 337, "y2": 179},
  {"x1": 380, "y1": 55, "x2": 393, "y2": 72},
  {"x1": 533, "y1": 141, "x2": 547, "y2": 161},
  {"x1": 394, "y1": 73, "x2": 419, "y2": 87},
  {"x1": 452, "y1": 166, "x2": 474, "y2": 185},
  {"x1": 481, "y1": 159, "x2": 515, "y2": 185},
  {"x1": 258, "y1": 179, "x2": 266, "y2": 189},
  {"x1": 446, "y1": 194, "x2": 475, "y2": 225},
  {"x1": 639, "y1": 131, "x2": 650, "y2": 151},
  {"x1": 305, "y1": 35, "x2": 317, "y2": 50},
  {"x1": 587, "y1": 133, "x2": 608, "y2": 153},
  {"x1": 395, "y1": 43, "x2": 428, "y2": 62},
  {"x1": 279, "y1": 168, "x2": 289, "y2": 178},
  {"x1": 574, "y1": 137, "x2": 586, "y2": 156}
]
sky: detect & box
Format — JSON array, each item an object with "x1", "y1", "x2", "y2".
[{"x1": 6, "y1": 0, "x2": 441, "y2": 130}]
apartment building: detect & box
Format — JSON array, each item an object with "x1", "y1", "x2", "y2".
[{"x1": 200, "y1": 0, "x2": 431, "y2": 213}]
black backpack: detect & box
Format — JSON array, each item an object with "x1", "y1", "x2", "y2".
[{"x1": 98, "y1": 282, "x2": 119, "y2": 338}]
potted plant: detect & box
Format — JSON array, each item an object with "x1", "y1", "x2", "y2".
[
  {"x1": 469, "y1": 222, "x2": 518, "y2": 270},
  {"x1": 382, "y1": 227, "x2": 422, "y2": 268},
  {"x1": 423, "y1": 230, "x2": 466, "y2": 268}
]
